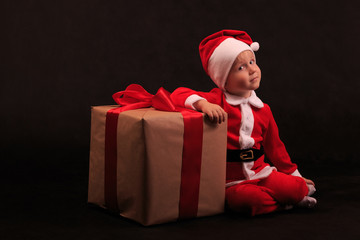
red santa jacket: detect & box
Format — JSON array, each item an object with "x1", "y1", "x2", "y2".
[{"x1": 171, "y1": 87, "x2": 301, "y2": 186}]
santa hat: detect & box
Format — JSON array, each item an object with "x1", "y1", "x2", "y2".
[{"x1": 199, "y1": 30, "x2": 260, "y2": 91}]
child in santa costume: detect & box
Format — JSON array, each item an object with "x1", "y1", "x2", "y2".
[{"x1": 170, "y1": 30, "x2": 317, "y2": 216}]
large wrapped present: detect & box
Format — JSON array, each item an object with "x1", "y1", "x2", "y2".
[{"x1": 88, "y1": 84, "x2": 227, "y2": 226}]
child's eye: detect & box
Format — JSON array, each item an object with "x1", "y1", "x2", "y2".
[
  {"x1": 249, "y1": 60, "x2": 254, "y2": 64},
  {"x1": 238, "y1": 66, "x2": 244, "y2": 71}
]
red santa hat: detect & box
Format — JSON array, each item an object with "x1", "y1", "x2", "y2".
[{"x1": 199, "y1": 30, "x2": 260, "y2": 91}]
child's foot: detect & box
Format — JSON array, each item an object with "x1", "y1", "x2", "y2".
[{"x1": 297, "y1": 196, "x2": 317, "y2": 208}]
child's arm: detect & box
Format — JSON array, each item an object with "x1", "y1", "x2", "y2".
[
  {"x1": 262, "y1": 104, "x2": 300, "y2": 174},
  {"x1": 193, "y1": 99, "x2": 227, "y2": 123},
  {"x1": 262, "y1": 105, "x2": 316, "y2": 187},
  {"x1": 171, "y1": 87, "x2": 226, "y2": 123}
]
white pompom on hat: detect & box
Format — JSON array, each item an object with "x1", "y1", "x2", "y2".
[{"x1": 199, "y1": 30, "x2": 260, "y2": 91}]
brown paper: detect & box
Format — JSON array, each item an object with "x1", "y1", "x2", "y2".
[{"x1": 88, "y1": 106, "x2": 227, "y2": 225}]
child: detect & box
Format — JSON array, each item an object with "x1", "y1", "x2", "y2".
[{"x1": 171, "y1": 30, "x2": 317, "y2": 216}]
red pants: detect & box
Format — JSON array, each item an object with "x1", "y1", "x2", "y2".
[{"x1": 225, "y1": 171, "x2": 308, "y2": 216}]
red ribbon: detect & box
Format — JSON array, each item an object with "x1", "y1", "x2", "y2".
[{"x1": 105, "y1": 84, "x2": 203, "y2": 219}]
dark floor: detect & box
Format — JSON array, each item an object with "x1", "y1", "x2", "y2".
[{"x1": 1, "y1": 148, "x2": 360, "y2": 240}]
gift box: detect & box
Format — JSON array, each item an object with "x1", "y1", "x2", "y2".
[{"x1": 87, "y1": 85, "x2": 227, "y2": 226}]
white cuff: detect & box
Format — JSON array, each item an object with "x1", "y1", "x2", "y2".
[
  {"x1": 291, "y1": 169, "x2": 302, "y2": 177},
  {"x1": 185, "y1": 94, "x2": 206, "y2": 110}
]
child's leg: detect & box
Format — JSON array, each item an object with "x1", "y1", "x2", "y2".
[
  {"x1": 225, "y1": 180, "x2": 280, "y2": 216},
  {"x1": 258, "y1": 171, "x2": 309, "y2": 205}
]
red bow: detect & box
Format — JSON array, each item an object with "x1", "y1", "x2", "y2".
[{"x1": 112, "y1": 84, "x2": 177, "y2": 112}]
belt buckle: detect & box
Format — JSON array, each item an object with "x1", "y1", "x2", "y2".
[{"x1": 239, "y1": 150, "x2": 254, "y2": 161}]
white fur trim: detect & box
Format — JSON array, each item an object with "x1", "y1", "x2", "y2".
[
  {"x1": 184, "y1": 94, "x2": 206, "y2": 110},
  {"x1": 239, "y1": 103, "x2": 255, "y2": 149},
  {"x1": 224, "y1": 91, "x2": 263, "y2": 149},
  {"x1": 291, "y1": 169, "x2": 302, "y2": 177},
  {"x1": 208, "y1": 38, "x2": 254, "y2": 91},
  {"x1": 250, "y1": 42, "x2": 260, "y2": 51},
  {"x1": 242, "y1": 161, "x2": 255, "y2": 179},
  {"x1": 226, "y1": 166, "x2": 276, "y2": 187},
  {"x1": 224, "y1": 91, "x2": 264, "y2": 108},
  {"x1": 226, "y1": 181, "x2": 240, "y2": 188}
]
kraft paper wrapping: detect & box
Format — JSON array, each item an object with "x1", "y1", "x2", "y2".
[{"x1": 88, "y1": 106, "x2": 227, "y2": 226}]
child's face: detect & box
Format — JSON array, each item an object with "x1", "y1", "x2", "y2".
[{"x1": 225, "y1": 50, "x2": 261, "y2": 97}]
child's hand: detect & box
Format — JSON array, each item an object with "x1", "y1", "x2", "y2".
[
  {"x1": 303, "y1": 177, "x2": 315, "y2": 186},
  {"x1": 193, "y1": 100, "x2": 227, "y2": 123}
]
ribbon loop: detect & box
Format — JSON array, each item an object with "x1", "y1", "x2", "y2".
[
  {"x1": 112, "y1": 84, "x2": 153, "y2": 106},
  {"x1": 152, "y1": 87, "x2": 177, "y2": 112},
  {"x1": 112, "y1": 84, "x2": 177, "y2": 112}
]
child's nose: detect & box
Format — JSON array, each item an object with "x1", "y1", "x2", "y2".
[{"x1": 248, "y1": 65, "x2": 256, "y2": 74}]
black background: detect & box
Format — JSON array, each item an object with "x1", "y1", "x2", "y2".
[{"x1": 2, "y1": 0, "x2": 360, "y2": 239}]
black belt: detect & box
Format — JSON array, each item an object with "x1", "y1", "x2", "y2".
[{"x1": 227, "y1": 148, "x2": 264, "y2": 162}]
